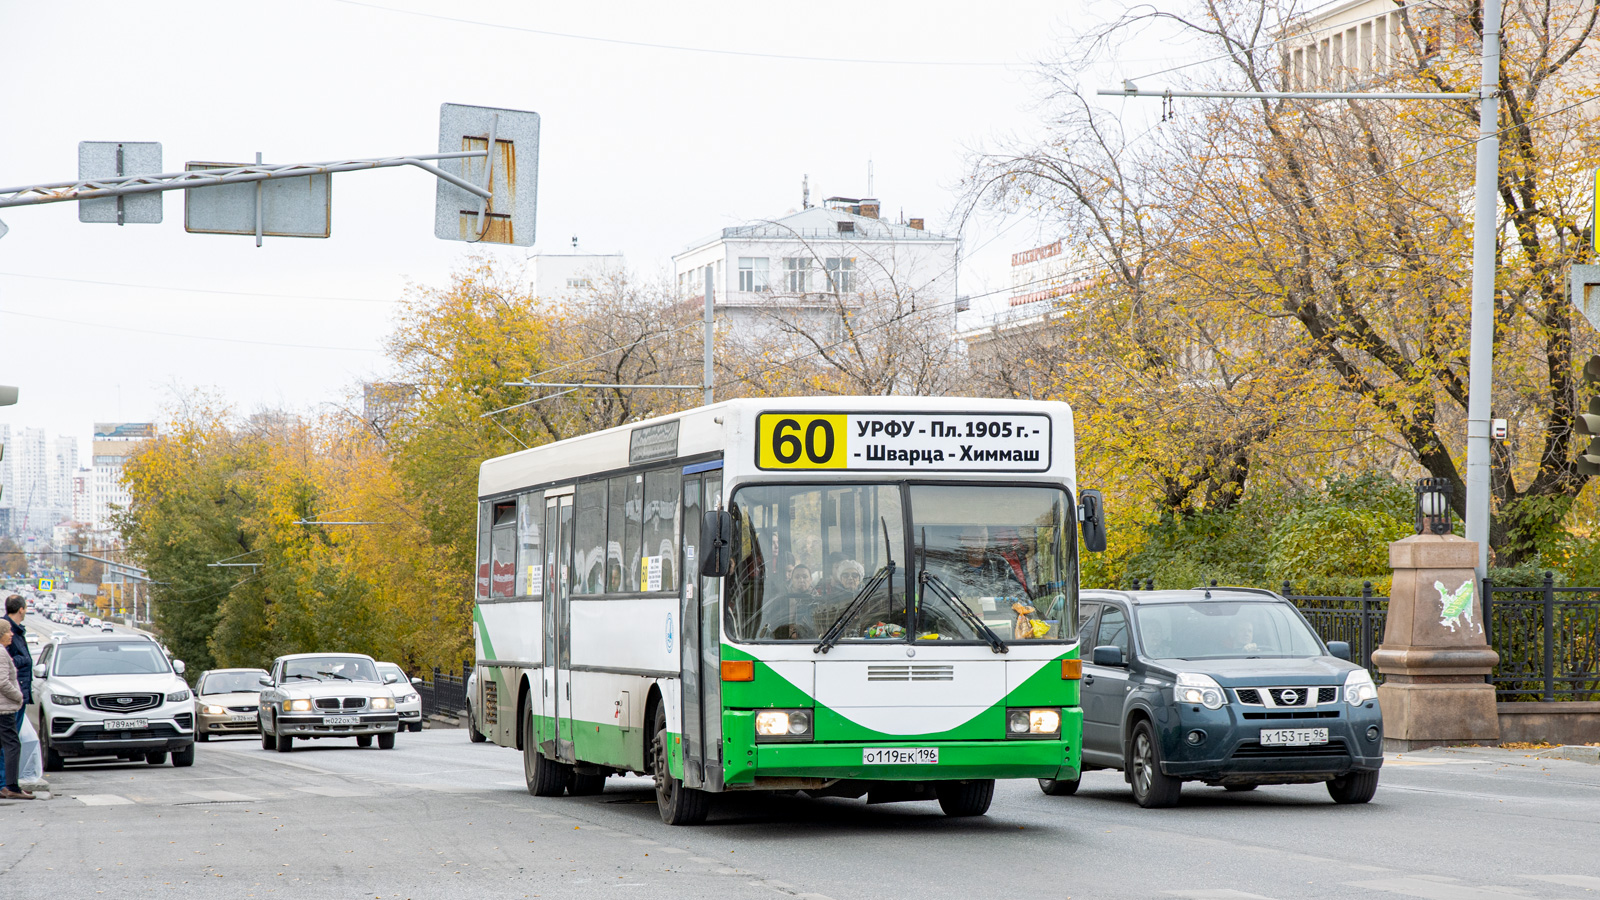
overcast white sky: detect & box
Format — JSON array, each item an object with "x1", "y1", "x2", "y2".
[{"x1": 0, "y1": 0, "x2": 1188, "y2": 451}]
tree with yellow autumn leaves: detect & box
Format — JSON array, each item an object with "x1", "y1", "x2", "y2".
[{"x1": 968, "y1": 0, "x2": 1600, "y2": 566}]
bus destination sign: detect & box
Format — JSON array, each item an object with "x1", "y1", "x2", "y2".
[{"x1": 755, "y1": 412, "x2": 1051, "y2": 472}]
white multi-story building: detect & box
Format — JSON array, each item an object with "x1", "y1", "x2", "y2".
[
  {"x1": 0, "y1": 424, "x2": 11, "y2": 515},
  {"x1": 528, "y1": 247, "x2": 625, "y2": 301},
  {"x1": 50, "y1": 435, "x2": 78, "y2": 510},
  {"x1": 1280, "y1": 0, "x2": 1451, "y2": 89},
  {"x1": 71, "y1": 469, "x2": 94, "y2": 525},
  {"x1": 672, "y1": 196, "x2": 960, "y2": 344},
  {"x1": 91, "y1": 423, "x2": 154, "y2": 531}
]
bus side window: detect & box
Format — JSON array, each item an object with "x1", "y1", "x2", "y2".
[
  {"x1": 644, "y1": 468, "x2": 680, "y2": 593},
  {"x1": 517, "y1": 491, "x2": 544, "y2": 598},
  {"x1": 573, "y1": 480, "x2": 608, "y2": 596},
  {"x1": 476, "y1": 501, "x2": 492, "y2": 600}
]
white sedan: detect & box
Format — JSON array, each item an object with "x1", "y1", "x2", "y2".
[{"x1": 376, "y1": 662, "x2": 424, "y2": 733}]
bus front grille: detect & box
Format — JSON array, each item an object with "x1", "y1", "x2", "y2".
[{"x1": 867, "y1": 665, "x2": 954, "y2": 682}]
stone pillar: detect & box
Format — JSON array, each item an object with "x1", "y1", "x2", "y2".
[{"x1": 1372, "y1": 534, "x2": 1500, "y2": 751}]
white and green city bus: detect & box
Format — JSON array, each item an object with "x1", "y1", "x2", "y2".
[{"x1": 468, "y1": 396, "x2": 1105, "y2": 824}]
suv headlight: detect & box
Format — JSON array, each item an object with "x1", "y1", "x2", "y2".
[
  {"x1": 166, "y1": 689, "x2": 191, "y2": 702},
  {"x1": 284, "y1": 699, "x2": 314, "y2": 712},
  {"x1": 371, "y1": 696, "x2": 394, "y2": 710},
  {"x1": 753, "y1": 708, "x2": 813, "y2": 741},
  {"x1": 1175, "y1": 673, "x2": 1227, "y2": 709},
  {"x1": 51, "y1": 693, "x2": 81, "y2": 706},
  {"x1": 1345, "y1": 669, "x2": 1379, "y2": 706}
]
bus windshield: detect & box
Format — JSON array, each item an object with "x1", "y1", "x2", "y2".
[
  {"x1": 725, "y1": 483, "x2": 1076, "y2": 643},
  {"x1": 910, "y1": 485, "x2": 1075, "y2": 642}
]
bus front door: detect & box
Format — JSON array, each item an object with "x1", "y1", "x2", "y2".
[
  {"x1": 543, "y1": 494, "x2": 575, "y2": 762},
  {"x1": 679, "y1": 470, "x2": 724, "y2": 790}
]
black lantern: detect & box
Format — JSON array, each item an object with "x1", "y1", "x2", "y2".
[{"x1": 1414, "y1": 477, "x2": 1453, "y2": 535}]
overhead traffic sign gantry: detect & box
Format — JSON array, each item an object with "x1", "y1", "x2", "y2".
[{"x1": 0, "y1": 103, "x2": 538, "y2": 246}]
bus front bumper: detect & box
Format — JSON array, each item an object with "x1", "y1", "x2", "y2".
[{"x1": 728, "y1": 738, "x2": 1080, "y2": 784}]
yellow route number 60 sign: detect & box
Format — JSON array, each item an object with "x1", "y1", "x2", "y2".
[{"x1": 756, "y1": 414, "x2": 846, "y2": 469}]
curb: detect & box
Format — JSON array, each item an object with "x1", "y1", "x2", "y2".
[{"x1": 1528, "y1": 745, "x2": 1600, "y2": 765}]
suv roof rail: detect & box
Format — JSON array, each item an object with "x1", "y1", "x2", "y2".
[{"x1": 1192, "y1": 585, "x2": 1284, "y2": 599}]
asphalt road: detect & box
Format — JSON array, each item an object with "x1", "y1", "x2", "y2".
[{"x1": 1, "y1": 725, "x2": 1597, "y2": 900}]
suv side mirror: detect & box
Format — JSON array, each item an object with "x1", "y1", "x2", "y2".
[
  {"x1": 1092, "y1": 645, "x2": 1126, "y2": 667},
  {"x1": 700, "y1": 510, "x2": 735, "y2": 578},
  {"x1": 1079, "y1": 489, "x2": 1107, "y2": 553},
  {"x1": 172, "y1": 659, "x2": 186, "y2": 675},
  {"x1": 33, "y1": 663, "x2": 45, "y2": 679},
  {"x1": 258, "y1": 674, "x2": 273, "y2": 687},
  {"x1": 1326, "y1": 640, "x2": 1352, "y2": 661}
]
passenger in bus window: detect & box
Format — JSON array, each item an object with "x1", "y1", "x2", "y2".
[
  {"x1": 835, "y1": 560, "x2": 864, "y2": 594},
  {"x1": 786, "y1": 564, "x2": 816, "y2": 598}
]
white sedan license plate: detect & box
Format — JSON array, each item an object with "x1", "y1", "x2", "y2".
[
  {"x1": 863, "y1": 747, "x2": 939, "y2": 765},
  {"x1": 101, "y1": 718, "x2": 148, "y2": 730},
  {"x1": 323, "y1": 715, "x2": 361, "y2": 726},
  {"x1": 1259, "y1": 727, "x2": 1329, "y2": 747}
]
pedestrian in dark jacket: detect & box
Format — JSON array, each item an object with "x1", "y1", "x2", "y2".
[{"x1": 6, "y1": 595, "x2": 32, "y2": 705}]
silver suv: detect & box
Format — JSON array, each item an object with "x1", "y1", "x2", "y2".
[{"x1": 34, "y1": 635, "x2": 196, "y2": 769}]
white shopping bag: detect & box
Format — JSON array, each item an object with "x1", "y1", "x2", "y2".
[{"x1": 17, "y1": 714, "x2": 41, "y2": 782}]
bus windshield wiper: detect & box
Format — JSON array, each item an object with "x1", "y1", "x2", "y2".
[
  {"x1": 918, "y1": 570, "x2": 1008, "y2": 654},
  {"x1": 816, "y1": 518, "x2": 898, "y2": 655}
]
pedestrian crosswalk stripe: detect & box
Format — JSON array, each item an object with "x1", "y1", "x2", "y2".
[{"x1": 186, "y1": 790, "x2": 258, "y2": 802}]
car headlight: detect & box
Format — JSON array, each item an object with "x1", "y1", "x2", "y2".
[
  {"x1": 398, "y1": 692, "x2": 419, "y2": 704},
  {"x1": 284, "y1": 699, "x2": 314, "y2": 712},
  {"x1": 1345, "y1": 669, "x2": 1379, "y2": 706},
  {"x1": 51, "y1": 693, "x2": 81, "y2": 706},
  {"x1": 201, "y1": 704, "x2": 227, "y2": 716},
  {"x1": 753, "y1": 708, "x2": 812, "y2": 741},
  {"x1": 370, "y1": 696, "x2": 394, "y2": 710},
  {"x1": 1175, "y1": 673, "x2": 1227, "y2": 709},
  {"x1": 1006, "y1": 707, "x2": 1062, "y2": 737},
  {"x1": 166, "y1": 689, "x2": 191, "y2": 702}
]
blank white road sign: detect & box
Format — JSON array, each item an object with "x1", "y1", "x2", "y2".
[
  {"x1": 78, "y1": 141, "x2": 163, "y2": 224},
  {"x1": 184, "y1": 162, "x2": 330, "y2": 238}
]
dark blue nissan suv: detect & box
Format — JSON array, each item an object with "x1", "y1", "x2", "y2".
[{"x1": 1039, "y1": 587, "x2": 1384, "y2": 808}]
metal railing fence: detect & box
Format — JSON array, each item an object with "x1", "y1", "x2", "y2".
[
  {"x1": 418, "y1": 663, "x2": 471, "y2": 718},
  {"x1": 1121, "y1": 575, "x2": 1600, "y2": 701}
]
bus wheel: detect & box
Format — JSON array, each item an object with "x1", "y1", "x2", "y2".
[
  {"x1": 523, "y1": 695, "x2": 570, "y2": 797},
  {"x1": 651, "y1": 705, "x2": 710, "y2": 825},
  {"x1": 1038, "y1": 776, "x2": 1080, "y2": 796},
  {"x1": 936, "y1": 780, "x2": 995, "y2": 817}
]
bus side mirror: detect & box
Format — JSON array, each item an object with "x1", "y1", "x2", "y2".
[
  {"x1": 700, "y1": 510, "x2": 734, "y2": 578},
  {"x1": 1079, "y1": 489, "x2": 1107, "y2": 553}
]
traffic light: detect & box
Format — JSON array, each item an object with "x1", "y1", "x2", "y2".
[{"x1": 1577, "y1": 356, "x2": 1600, "y2": 476}]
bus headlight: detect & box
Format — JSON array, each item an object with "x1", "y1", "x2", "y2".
[
  {"x1": 1006, "y1": 708, "x2": 1061, "y2": 738},
  {"x1": 754, "y1": 709, "x2": 813, "y2": 742}
]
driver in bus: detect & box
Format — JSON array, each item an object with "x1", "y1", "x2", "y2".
[{"x1": 942, "y1": 525, "x2": 1025, "y2": 600}]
